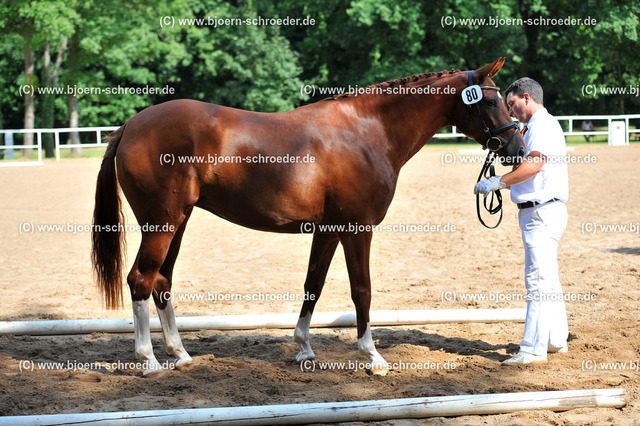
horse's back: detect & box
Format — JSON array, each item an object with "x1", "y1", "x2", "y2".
[
  {"x1": 114, "y1": 98, "x2": 397, "y2": 232},
  {"x1": 114, "y1": 100, "x2": 329, "y2": 231}
]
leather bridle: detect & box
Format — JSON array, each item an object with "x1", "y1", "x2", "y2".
[
  {"x1": 462, "y1": 70, "x2": 519, "y2": 152},
  {"x1": 461, "y1": 69, "x2": 520, "y2": 229},
  {"x1": 476, "y1": 151, "x2": 503, "y2": 229}
]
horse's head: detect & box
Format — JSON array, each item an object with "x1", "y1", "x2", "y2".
[{"x1": 452, "y1": 58, "x2": 525, "y2": 166}]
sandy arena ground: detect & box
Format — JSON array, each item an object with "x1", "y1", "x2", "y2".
[{"x1": 0, "y1": 144, "x2": 639, "y2": 424}]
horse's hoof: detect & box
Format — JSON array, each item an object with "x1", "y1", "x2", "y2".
[
  {"x1": 368, "y1": 364, "x2": 389, "y2": 376},
  {"x1": 143, "y1": 367, "x2": 165, "y2": 378},
  {"x1": 296, "y1": 351, "x2": 315, "y2": 363},
  {"x1": 175, "y1": 358, "x2": 194, "y2": 371}
]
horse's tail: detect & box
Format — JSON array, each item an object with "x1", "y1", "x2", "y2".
[{"x1": 91, "y1": 124, "x2": 127, "y2": 309}]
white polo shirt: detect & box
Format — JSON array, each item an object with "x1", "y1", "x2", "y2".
[{"x1": 510, "y1": 108, "x2": 569, "y2": 204}]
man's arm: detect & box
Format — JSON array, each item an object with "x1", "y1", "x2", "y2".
[
  {"x1": 474, "y1": 151, "x2": 545, "y2": 197},
  {"x1": 500, "y1": 151, "x2": 545, "y2": 188}
]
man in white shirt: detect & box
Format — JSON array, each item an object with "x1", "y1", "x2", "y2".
[{"x1": 474, "y1": 77, "x2": 569, "y2": 365}]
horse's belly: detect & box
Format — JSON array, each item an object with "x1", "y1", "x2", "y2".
[{"x1": 195, "y1": 167, "x2": 325, "y2": 233}]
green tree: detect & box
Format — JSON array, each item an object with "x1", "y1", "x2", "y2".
[
  {"x1": 272, "y1": 0, "x2": 428, "y2": 101},
  {"x1": 2, "y1": 0, "x2": 78, "y2": 157},
  {"x1": 168, "y1": 0, "x2": 306, "y2": 112},
  {"x1": 591, "y1": 2, "x2": 640, "y2": 114},
  {"x1": 1, "y1": 0, "x2": 639, "y2": 148}
]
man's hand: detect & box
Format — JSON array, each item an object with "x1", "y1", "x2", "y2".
[{"x1": 474, "y1": 176, "x2": 506, "y2": 198}]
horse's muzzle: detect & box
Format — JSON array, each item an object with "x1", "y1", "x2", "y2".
[{"x1": 500, "y1": 145, "x2": 525, "y2": 166}]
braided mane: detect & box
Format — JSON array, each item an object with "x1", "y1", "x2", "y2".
[{"x1": 323, "y1": 68, "x2": 461, "y2": 101}]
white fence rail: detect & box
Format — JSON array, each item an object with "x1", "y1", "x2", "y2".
[
  {"x1": 445, "y1": 114, "x2": 640, "y2": 144},
  {"x1": 1, "y1": 114, "x2": 638, "y2": 165},
  {"x1": 0, "y1": 126, "x2": 118, "y2": 165}
]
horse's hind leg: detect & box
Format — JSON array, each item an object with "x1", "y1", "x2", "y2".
[
  {"x1": 127, "y1": 202, "x2": 194, "y2": 377},
  {"x1": 128, "y1": 230, "x2": 177, "y2": 377},
  {"x1": 294, "y1": 233, "x2": 340, "y2": 362},
  {"x1": 152, "y1": 208, "x2": 194, "y2": 370}
]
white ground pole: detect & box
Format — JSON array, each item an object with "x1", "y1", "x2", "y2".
[
  {"x1": 1, "y1": 388, "x2": 626, "y2": 425},
  {"x1": 0, "y1": 309, "x2": 525, "y2": 336}
]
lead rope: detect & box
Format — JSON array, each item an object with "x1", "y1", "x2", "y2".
[{"x1": 476, "y1": 151, "x2": 503, "y2": 228}]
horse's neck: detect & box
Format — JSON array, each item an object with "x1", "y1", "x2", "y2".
[{"x1": 368, "y1": 90, "x2": 455, "y2": 169}]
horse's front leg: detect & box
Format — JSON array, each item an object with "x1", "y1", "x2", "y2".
[
  {"x1": 294, "y1": 232, "x2": 340, "y2": 362},
  {"x1": 340, "y1": 230, "x2": 389, "y2": 376}
]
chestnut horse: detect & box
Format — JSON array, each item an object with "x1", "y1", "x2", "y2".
[{"x1": 92, "y1": 58, "x2": 524, "y2": 376}]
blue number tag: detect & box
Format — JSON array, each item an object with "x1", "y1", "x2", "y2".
[{"x1": 462, "y1": 85, "x2": 482, "y2": 105}]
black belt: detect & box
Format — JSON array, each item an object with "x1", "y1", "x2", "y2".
[{"x1": 517, "y1": 198, "x2": 560, "y2": 210}]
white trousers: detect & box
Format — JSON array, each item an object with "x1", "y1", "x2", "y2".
[{"x1": 518, "y1": 201, "x2": 568, "y2": 356}]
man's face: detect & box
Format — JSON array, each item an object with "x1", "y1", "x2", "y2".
[{"x1": 506, "y1": 92, "x2": 528, "y2": 123}]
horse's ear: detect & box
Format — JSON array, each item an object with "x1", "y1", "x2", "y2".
[{"x1": 474, "y1": 57, "x2": 506, "y2": 82}]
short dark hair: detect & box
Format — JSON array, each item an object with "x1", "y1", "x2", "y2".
[{"x1": 505, "y1": 77, "x2": 543, "y2": 104}]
